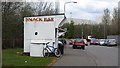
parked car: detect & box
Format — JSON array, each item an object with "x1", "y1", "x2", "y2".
[
  {"x1": 90, "y1": 39, "x2": 99, "y2": 45},
  {"x1": 69, "y1": 40, "x2": 73, "y2": 45},
  {"x1": 72, "y1": 39, "x2": 85, "y2": 50},
  {"x1": 106, "y1": 39, "x2": 117, "y2": 46},
  {"x1": 99, "y1": 39, "x2": 106, "y2": 46},
  {"x1": 83, "y1": 39, "x2": 88, "y2": 46},
  {"x1": 69, "y1": 39, "x2": 75, "y2": 45}
]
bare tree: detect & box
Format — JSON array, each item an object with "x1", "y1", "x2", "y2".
[
  {"x1": 2, "y1": 2, "x2": 23, "y2": 15},
  {"x1": 2, "y1": 2, "x2": 23, "y2": 38},
  {"x1": 102, "y1": 8, "x2": 111, "y2": 39},
  {"x1": 110, "y1": 8, "x2": 118, "y2": 35},
  {"x1": 33, "y1": 2, "x2": 56, "y2": 15},
  {"x1": 2, "y1": 2, "x2": 24, "y2": 48},
  {"x1": 2, "y1": 2, "x2": 36, "y2": 48}
]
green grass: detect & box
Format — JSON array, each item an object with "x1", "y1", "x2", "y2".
[{"x1": 2, "y1": 48, "x2": 56, "y2": 66}]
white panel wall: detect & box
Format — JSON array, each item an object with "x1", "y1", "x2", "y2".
[
  {"x1": 24, "y1": 40, "x2": 30, "y2": 52},
  {"x1": 24, "y1": 22, "x2": 34, "y2": 39},
  {"x1": 31, "y1": 22, "x2": 55, "y2": 41},
  {"x1": 30, "y1": 44, "x2": 44, "y2": 57},
  {"x1": 24, "y1": 15, "x2": 64, "y2": 53}
]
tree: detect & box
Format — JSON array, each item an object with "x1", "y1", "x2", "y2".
[
  {"x1": 74, "y1": 24, "x2": 81, "y2": 38},
  {"x1": 118, "y1": 6, "x2": 120, "y2": 46},
  {"x1": 2, "y1": 2, "x2": 23, "y2": 39},
  {"x1": 61, "y1": 23, "x2": 70, "y2": 38},
  {"x1": 61, "y1": 21, "x2": 75, "y2": 39},
  {"x1": 2, "y1": 2, "x2": 35, "y2": 48},
  {"x1": 33, "y1": 2, "x2": 56, "y2": 15},
  {"x1": 110, "y1": 8, "x2": 118, "y2": 35},
  {"x1": 68, "y1": 20, "x2": 75, "y2": 38},
  {"x1": 2, "y1": 2, "x2": 24, "y2": 48},
  {"x1": 102, "y1": 8, "x2": 111, "y2": 39}
]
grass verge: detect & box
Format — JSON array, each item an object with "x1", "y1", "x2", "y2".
[{"x1": 2, "y1": 48, "x2": 57, "y2": 67}]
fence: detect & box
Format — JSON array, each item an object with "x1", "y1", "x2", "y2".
[{"x1": 2, "y1": 39, "x2": 23, "y2": 49}]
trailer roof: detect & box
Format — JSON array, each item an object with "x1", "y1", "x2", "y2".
[{"x1": 24, "y1": 13, "x2": 65, "y2": 18}]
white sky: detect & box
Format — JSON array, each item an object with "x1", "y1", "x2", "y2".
[{"x1": 26, "y1": 0, "x2": 119, "y2": 22}]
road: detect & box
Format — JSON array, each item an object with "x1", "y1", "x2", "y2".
[{"x1": 53, "y1": 45, "x2": 118, "y2": 66}]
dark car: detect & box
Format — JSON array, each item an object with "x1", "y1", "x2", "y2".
[
  {"x1": 59, "y1": 38, "x2": 67, "y2": 45},
  {"x1": 58, "y1": 38, "x2": 67, "y2": 55},
  {"x1": 72, "y1": 39, "x2": 85, "y2": 50}
]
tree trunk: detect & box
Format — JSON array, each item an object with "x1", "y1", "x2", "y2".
[{"x1": 12, "y1": 39, "x2": 15, "y2": 48}]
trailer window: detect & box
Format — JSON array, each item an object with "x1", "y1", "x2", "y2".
[{"x1": 35, "y1": 32, "x2": 38, "y2": 35}]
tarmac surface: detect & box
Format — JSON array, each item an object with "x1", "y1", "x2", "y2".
[{"x1": 53, "y1": 45, "x2": 118, "y2": 66}]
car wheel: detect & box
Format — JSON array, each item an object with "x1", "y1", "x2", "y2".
[
  {"x1": 72, "y1": 45, "x2": 76, "y2": 49},
  {"x1": 82, "y1": 46, "x2": 85, "y2": 50},
  {"x1": 115, "y1": 44, "x2": 117, "y2": 46}
]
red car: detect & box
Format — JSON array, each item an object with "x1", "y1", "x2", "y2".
[
  {"x1": 69, "y1": 40, "x2": 73, "y2": 45},
  {"x1": 69, "y1": 39, "x2": 75, "y2": 45},
  {"x1": 72, "y1": 39, "x2": 85, "y2": 50},
  {"x1": 90, "y1": 39, "x2": 99, "y2": 45}
]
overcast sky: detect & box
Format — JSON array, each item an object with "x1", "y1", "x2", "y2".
[
  {"x1": 27, "y1": 0, "x2": 119, "y2": 22},
  {"x1": 59, "y1": 0, "x2": 119, "y2": 22}
]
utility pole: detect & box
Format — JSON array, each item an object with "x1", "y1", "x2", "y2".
[
  {"x1": 104, "y1": 20, "x2": 106, "y2": 39},
  {"x1": 81, "y1": 20, "x2": 84, "y2": 38},
  {"x1": 90, "y1": 21, "x2": 92, "y2": 36},
  {"x1": 70, "y1": 12, "x2": 72, "y2": 23}
]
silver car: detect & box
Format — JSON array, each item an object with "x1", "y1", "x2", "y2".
[
  {"x1": 106, "y1": 39, "x2": 117, "y2": 46},
  {"x1": 99, "y1": 39, "x2": 106, "y2": 46}
]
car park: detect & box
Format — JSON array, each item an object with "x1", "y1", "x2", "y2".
[{"x1": 72, "y1": 39, "x2": 85, "y2": 50}]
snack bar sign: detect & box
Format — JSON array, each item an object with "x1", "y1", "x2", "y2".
[{"x1": 25, "y1": 17, "x2": 54, "y2": 22}]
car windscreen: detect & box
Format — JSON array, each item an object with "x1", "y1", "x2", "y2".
[
  {"x1": 100, "y1": 40, "x2": 105, "y2": 42},
  {"x1": 94, "y1": 40, "x2": 98, "y2": 42},
  {"x1": 109, "y1": 39, "x2": 116, "y2": 42},
  {"x1": 75, "y1": 39, "x2": 84, "y2": 42}
]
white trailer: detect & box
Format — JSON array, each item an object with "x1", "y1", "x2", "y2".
[{"x1": 24, "y1": 14, "x2": 66, "y2": 57}]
